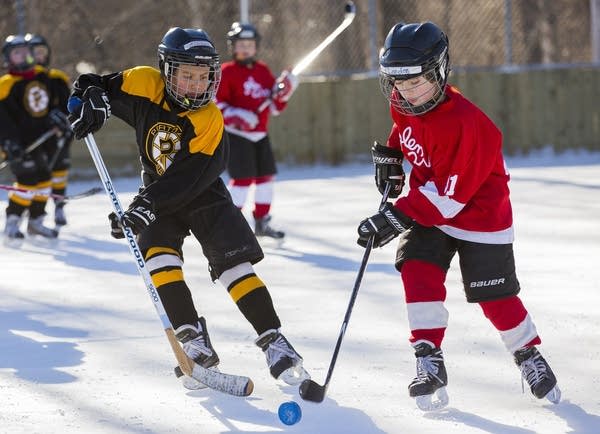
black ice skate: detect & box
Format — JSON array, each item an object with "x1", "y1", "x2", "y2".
[
  {"x1": 408, "y1": 342, "x2": 449, "y2": 411},
  {"x1": 514, "y1": 346, "x2": 561, "y2": 404},
  {"x1": 27, "y1": 216, "x2": 58, "y2": 238},
  {"x1": 54, "y1": 201, "x2": 67, "y2": 226},
  {"x1": 254, "y1": 215, "x2": 285, "y2": 239},
  {"x1": 175, "y1": 317, "x2": 220, "y2": 390},
  {"x1": 4, "y1": 214, "x2": 24, "y2": 239},
  {"x1": 255, "y1": 329, "x2": 310, "y2": 385}
]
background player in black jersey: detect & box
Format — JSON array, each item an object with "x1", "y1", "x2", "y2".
[
  {"x1": 67, "y1": 27, "x2": 309, "y2": 388},
  {"x1": 25, "y1": 33, "x2": 73, "y2": 227},
  {"x1": 0, "y1": 34, "x2": 72, "y2": 239}
]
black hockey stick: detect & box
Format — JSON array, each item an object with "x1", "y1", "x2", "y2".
[
  {"x1": 299, "y1": 182, "x2": 391, "y2": 403},
  {"x1": 256, "y1": 1, "x2": 356, "y2": 113},
  {"x1": 0, "y1": 128, "x2": 58, "y2": 172}
]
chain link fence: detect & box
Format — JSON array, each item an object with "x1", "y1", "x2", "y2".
[{"x1": 0, "y1": 0, "x2": 595, "y2": 80}]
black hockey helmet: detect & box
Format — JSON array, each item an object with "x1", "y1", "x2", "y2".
[
  {"x1": 2, "y1": 34, "x2": 34, "y2": 72},
  {"x1": 379, "y1": 22, "x2": 450, "y2": 115},
  {"x1": 25, "y1": 33, "x2": 50, "y2": 67},
  {"x1": 227, "y1": 22, "x2": 260, "y2": 63},
  {"x1": 157, "y1": 27, "x2": 221, "y2": 110}
]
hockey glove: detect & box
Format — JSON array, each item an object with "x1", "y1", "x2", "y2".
[
  {"x1": 121, "y1": 194, "x2": 157, "y2": 235},
  {"x1": 222, "y1": 107, "x2": 259, "y2": 131},
  {"x1": 272, "y1": 69, "x2": 299, "y2": 104},
  {"x1": 48, "y1": 109, "x2": 74, "y2": 141},
  {"x1": 2, "y1": 139, "x2": 24, "y2": 161},
  {"x1": 372, "y1": 142, "x2": 405, "y2": 199},
  {"x1": 108, "y1": 212, "x2": 125, "y2": 239},
  {"x1": 68, "y1": 86, "x2": 111, "y2": 140},
  {"x1": 357, "y1": 202, "x2": 412, "y2": 248}
]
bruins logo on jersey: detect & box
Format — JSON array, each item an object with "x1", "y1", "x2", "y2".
[
  {"x1": 146, "y1": 122, "x2": 182, "y2": 175},
  {"x1": 24, "y1": 81, "x2": 50, "y2": 117}
]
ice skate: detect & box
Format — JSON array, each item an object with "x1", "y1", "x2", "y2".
[
  {"x1": 54, "y1": 201, "x2": 67, "y2": 226},
  {"x1": 175, "y1": 317, "x2": 220, "y2": 390},
  {"x1": 27, "y1": 215, "x2": 58, "y2": 238},
  {"x1": 4, "y1": 214, "x2": 24, "y2": 240},
  {"x1": 514, "y1": 346, "x2": 561, "y2": 404},
  {"x1": 254, "y1": 215, "x2": 285, "y2": 239},
  {"x1": 408, "y1": 342, "x2": 449, "y2": 411},
  {"x1": 255, "y1": 329, "x2": 310, "y2": 385}
]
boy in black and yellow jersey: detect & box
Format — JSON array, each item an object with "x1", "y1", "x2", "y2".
[
  {"x1": 67, "y1": 27, "x2": 310, "y2": 389},
  {"x1": 0, "y1": 34, "x2": 72, "y2": 239},
  {"x1": 26, "y1": 33, "x2": 73, "y2": 226}
]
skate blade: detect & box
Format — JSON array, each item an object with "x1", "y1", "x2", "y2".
[
  {"x1": 544, "y1": 385, "x2": 561, "y2": 404},
  {"x1": 280, "y1": 365, "x2": 311, "y2": 386},
  {"x1": 181, "y1": 366, "x2": 220, "y2": 391},
  {"x1": 415, "y1": 387, "x2": 449, "y2": 411}
]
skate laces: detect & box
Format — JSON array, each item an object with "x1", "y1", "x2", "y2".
[
  {"x1": 414, "y1": 353, "x2": 444, "y2": 385},
  {"x1": 519, "y1": 352, "x2": 548, "y2": 392},
  {"x1": 266, "y1": 335, "x2": 300, "y2": 366}
]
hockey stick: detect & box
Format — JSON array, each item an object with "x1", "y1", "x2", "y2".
[
  {"x1": 256, "y1": 1, "x2": 356, "y2": 113},
  {"x1": 0, "y1": 184, "x2": 102, "y2": 201},
  {"x1": 80, "y1": 131, "x2": 253, "y2": 397},
  {"x1": 0, "y1": 128, "x2": 58, "y2": 172},
  {"x1": 299, "y1": 181, "x2": 391, "y2": 403}
]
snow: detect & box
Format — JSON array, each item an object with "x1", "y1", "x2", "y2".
[{"x1": 1, "y1": 149, "x2": 599, "y2": 433}]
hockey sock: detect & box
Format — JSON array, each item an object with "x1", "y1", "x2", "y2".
[
  {"x1": 479, "y1": 296, "x2": 541, "y2": 352},
  {"x1": 219, "y1": 262, "x2": 281, "y2": 334},
  {"x1": 144, "y1": 247, "x2": 198, "y2": 329},
  {"x1": 51, "y1": 169, "x2": 68, "y2": 196},
  {"x1": 253, "y1": 175, "x2": 273, "y2": 219},
  {"x1": 229, "y1": 178, "x2": 252, "y2": 208},
  {"x1": 402, "y1": 259, "x2": 448, "y2": 348}
]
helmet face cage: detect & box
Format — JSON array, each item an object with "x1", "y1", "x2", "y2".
[
  {"x1": 2, "y1": 35, "x2": 34, "y2": 72},
  {"x1": 378, "y1": 22, "x2": 450, "y2": 116},
  {"x1": 158, "y1": 28, "x2": 221, "y2": 110},
  {"x1": 25, "y1": 33, "x2": 50, "y2": 67},
  {"x1": 379, "y1": 47, "x2": 449, "y2": 116},
  {"x1": 226, "y1": 23, "x2": 260, "y2": 63},
  {"x1": 161, "y1": 52, "x2": 221, "y2": 110}
]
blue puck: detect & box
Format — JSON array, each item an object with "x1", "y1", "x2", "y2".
[{"x1": 278, "y1": 401, "x2": 302, "y2": 425}]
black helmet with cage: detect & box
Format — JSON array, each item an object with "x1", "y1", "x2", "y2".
[
  {"x1": 379, "y1": 21, "x2": 450, "y2": 116},
  {"x1": 226, "y1": 22, "x2": 260, "y2": 63},
  {"x1": 25, "y1": 33, "x2": 50, "y2": 67},
  {"x1": 157, "y1": 27, "x2": 221, "y2": 110},
  {"x1": 2, "y1": 34, "x2": 34, "y2": 72}
]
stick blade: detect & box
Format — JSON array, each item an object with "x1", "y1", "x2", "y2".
[{"x1": 299, "y1": 378, "x2": 326, "y2": 403}]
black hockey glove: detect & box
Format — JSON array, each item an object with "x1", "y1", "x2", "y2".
[
  {"x1": 372, "y1": 142, "x2": 405, "y2": 199},
  {"x1": 357, "y1": 202, "x2": 412, "y2": 248},
  {"x1": 108, "y1": 212, "x2": 125, "y2": 239},
  {"x1": 2, "y1": 139, "x2": 24, "y2": 161},
  {"x1": 121, "y1": 194, "x2": 157, "y2": 235},
  {"x1": 68, "y1": 86, "x2": 111, "y2": 140},
  {"x1": 48, "y1": 109, "x2": 74, "y2": 141}
]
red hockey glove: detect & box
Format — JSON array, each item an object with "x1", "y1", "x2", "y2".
[{"x1": 272, "y1": 70, "x2": 298, "y2": 104}]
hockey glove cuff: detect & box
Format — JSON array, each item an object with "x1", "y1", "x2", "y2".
[
  {"x1": 357, "y1": 202, "x2": 412, "y2": 248},
  {"x1": 121, "y1": 194, "x2": 157, "y2": 235},
  {"x1": 372, "y1": 142, "x2": 405, "y2": 199},
  {"x1": 2, "y1": 139, "x2": 24, "y2": 161},
  {"x1": 222, "y1": 107, "x2": 259, "y2": 131}
]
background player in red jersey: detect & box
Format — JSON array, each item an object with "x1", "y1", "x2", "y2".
[
  {"x1": 216, "y1": 22, "x2": 298, "y2": 239},
  {"x1": 356, "y1": 22, "x2": 560, "y2": 411}
]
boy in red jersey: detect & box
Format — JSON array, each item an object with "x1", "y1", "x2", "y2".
[
  {"x1": 357, "y1": 22, "x2": 560, "y2": 411},
  {"x1": 216, "y1": 22, "x2": 298, "y2": 239}
]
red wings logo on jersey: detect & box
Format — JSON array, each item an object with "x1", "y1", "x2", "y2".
[
  {"x1": 399, "y1": 126, "x2": 431, "y2": 167},
  {"x1": 242, "y1": 76, "x2": 270, "y2": 99},
  {"x1": 146, "y1": 122, "x2": 182, "y2": 175},
  {"x1": 24, "y1": 81, "x2": 50, "y2": 118}
]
